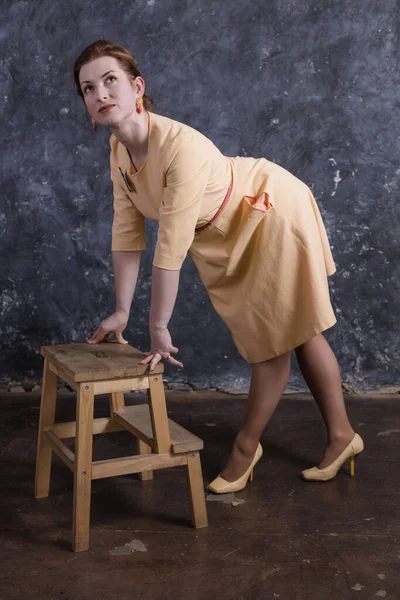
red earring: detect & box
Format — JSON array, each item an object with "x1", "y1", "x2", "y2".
[
  {"x1": 136, "y1": 97, "x2": 144, "y2": 114},
  {"x1": 91, "y1": 117, "x2": 97, "y2": 132}
]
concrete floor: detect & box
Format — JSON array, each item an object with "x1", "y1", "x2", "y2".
[{"x1": 0, "y1": 390, "x2": 399, "y2": 600}]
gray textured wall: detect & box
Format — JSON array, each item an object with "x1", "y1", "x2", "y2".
[{"x1": 0, "y1": 0, "x2": 399, "y2": 391}]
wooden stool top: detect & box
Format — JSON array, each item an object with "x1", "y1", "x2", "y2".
[{"x1": 41, "y1": 342, "x2": 163, "y2": 382}]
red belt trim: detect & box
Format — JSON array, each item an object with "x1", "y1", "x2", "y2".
[{"x1": 195, "y1": 164, "x2": 233, "y2": 233}]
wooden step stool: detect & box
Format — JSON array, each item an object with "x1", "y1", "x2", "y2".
[{"x1": 34, "y1": 342, "x2": 208, "y2": 552}]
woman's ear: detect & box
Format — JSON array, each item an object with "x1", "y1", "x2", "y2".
[{"x1": 134, "y1": 76, "x2": 145, "y2": 96}]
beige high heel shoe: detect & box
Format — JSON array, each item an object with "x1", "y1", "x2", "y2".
[
  {"x1": 301, "y1": 433, "x2": 364, "y2": 481},
  {"x1": 208, "y1": 443, "x2": 263, "y2": 494}
]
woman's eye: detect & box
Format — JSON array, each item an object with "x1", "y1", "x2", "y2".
[{"x1": 83, "y1": 76, "x2": 115, "y2": 94}]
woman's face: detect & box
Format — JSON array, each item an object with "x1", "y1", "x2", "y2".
[{"x1": 79, "y1": 56, "x2": 143, "y2": 128}]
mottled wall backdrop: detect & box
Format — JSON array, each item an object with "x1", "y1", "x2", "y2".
[{"x1": 0, "y1": 0, "x2": 399, "y2": 390}]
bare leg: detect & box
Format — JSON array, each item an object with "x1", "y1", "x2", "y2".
[
  {"x1": 220, "y1": 351, "x2": 291, "y2": 482},
  {"x1": 295, "y1": 333, "x2": 355, "y2": 468}
]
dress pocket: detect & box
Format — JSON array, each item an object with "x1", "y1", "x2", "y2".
[
  {"x1": 243, "y1": 192, "x2": 273, "y2": 213},
  {"x1": 223, "y1": 193, "x2": 274, "y2": 276}
]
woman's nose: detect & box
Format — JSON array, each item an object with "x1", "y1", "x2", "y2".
[{"x1": 96, "y1": 86, "x2": 109, "y2": 101}]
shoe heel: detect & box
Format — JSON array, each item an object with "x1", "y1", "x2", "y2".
[
  {"x1": 350, "y1": 454, "x2": 355, "y2": 477},
  {"x1": 249, "y1": 469, "x2": 254, "y2": 482}
]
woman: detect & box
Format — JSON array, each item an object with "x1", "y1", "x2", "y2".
[{"x1": 73, "y1": 40, "x2": 363, "y2": 493}]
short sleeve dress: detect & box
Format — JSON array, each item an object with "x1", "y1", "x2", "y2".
[{"x1": 110, "y1": 111, "x2": 337, "y2": 363}]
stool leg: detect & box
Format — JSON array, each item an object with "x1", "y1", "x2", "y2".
[
  {"x1": 147, "y1": 376, "x2": 171, "y2": 454},
  {"x1": 73, "y1": 383, "x2": 94, "y2": 552},
  {"x1": 34, "y1": 359, "x2": 58, "y2": 499},
  {"x1": 186, "y1": 451, "x2": 208, "y2": 529},
  {"x1": 137, "y1": 438, "x2": 154, "y2": 481},
  {"x1": 109, "y1": 391, "x2": 125, "y2": 414}
]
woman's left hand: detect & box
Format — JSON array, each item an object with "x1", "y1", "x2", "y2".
[{"x1": 140, "y1": 327, "x2": 184, "y2": 372}]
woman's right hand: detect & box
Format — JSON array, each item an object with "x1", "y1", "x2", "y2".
[{"x1": 87, "y1": 310, "x2": 129, "y2": 344}]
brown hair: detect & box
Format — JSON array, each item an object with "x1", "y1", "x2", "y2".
[{"x1": 73, "y1": 39, "x2": 154, "y2": 110}]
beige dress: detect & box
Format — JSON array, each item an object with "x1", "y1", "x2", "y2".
[{"x1": 110, "y1": 111, "x2": 337, "y2": 363}]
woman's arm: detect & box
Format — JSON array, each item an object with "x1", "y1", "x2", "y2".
[
  {"x1": 140, "y1": 265, "x2": 184, "y2": 371},
  {"x1": 139, "y1": 137, "x2": 210, "y2": 369},
  {"x1": 113, "y1": 250, "x2": 142, "y2": 318},
  {"x1": 88, "y1": 250, "x2": 142, "y2": 344},
  {"x1": 149, "y1": 265, "x2": 180, "y2": 330}
]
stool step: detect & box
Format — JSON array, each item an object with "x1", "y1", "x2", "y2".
[{"x1": 114, "y1": 405, "x2": 203, "y2": 454}]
